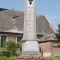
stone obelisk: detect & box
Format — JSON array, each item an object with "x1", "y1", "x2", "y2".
[{"x1": 22, "y1": 0, "x2": 40, "y2": 56}]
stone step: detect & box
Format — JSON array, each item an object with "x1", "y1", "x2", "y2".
[{"x1": 14, "y1": 56, "x2": 51, "y2": 60}]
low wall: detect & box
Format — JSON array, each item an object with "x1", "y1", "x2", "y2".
[{"x1": 15, "y1": 56, "x2": 51, "y2": 60}]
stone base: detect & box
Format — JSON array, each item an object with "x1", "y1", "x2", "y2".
[
  {"x1": 15, "y1": 56, "x2": 51, "y2": 60},
  {"x1": 22, "y1": 51, "x2": 41, "y2": 56},
  {"x1": 22, "y1": 41, "x2": 40, "y2": 56}
]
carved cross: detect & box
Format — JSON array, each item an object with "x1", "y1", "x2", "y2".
[{"x1": 29, "y1": 0, "x2": 33, "y2": 5}]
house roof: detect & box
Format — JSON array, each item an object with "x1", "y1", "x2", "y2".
[{"x1": 0, "y1": 8, "x2": 57, "y2": 35}]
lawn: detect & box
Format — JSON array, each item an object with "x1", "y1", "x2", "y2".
[{"x1": 52, "y1": 56, "x2": 60, "y2": 60}]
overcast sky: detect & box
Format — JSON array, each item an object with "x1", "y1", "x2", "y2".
[{"x1": 0, "y1": 0, "x2": 60, "y2": 30}]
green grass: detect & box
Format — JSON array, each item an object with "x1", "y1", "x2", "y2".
[
  {"x1": 0, "y1": 56, "x2": 14, "y2": 60},
  {"x1": 52, "y1": 56, "x2": 60, "y2": 60}
]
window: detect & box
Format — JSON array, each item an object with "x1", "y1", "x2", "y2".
[
  {"x1": 37, "y1": 35, "x2": 43, "y2": 39},
  {"x1": 17, "y1": 36, "x2": 22, "y2": 42},
  {"x1": 1, "y1": 36, "x2": 7, "y2": 47}
]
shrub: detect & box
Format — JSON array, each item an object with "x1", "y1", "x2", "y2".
[
  {"x1": 0, "y1": 51, "x2": 10, "y2": 57},
  {"x1": 5, "y1": 41, "x2": 17, "y2": 56},
  {"x1": 0, "y1": 56, "x2": 7, "y2": 60},
  {"x1": 17, "y1": 42, "x2": 22, "y2": 51},
  {"x1": 39, "y1": 47, "x2": 41, "y2": 52},
  {"x1": 8, "y1": 56, "x2": 14, "y2": 60},
  {"x1": 0, "y1": 51, "x2": 2, "y2": 56},
  {"x1": 2, "y1": 51, "x2": 10, "y2": 57}
]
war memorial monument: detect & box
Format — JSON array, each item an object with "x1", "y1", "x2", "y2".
[{"x1": 22, "y1": 0, "x2": 40, "y2": 56}]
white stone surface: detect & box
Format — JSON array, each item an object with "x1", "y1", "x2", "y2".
[
  {"x1": 23, "y1": 0, "x2": 36, "y2": 40},
  {"x1": 23, "y1": 41, "x2": 39, "y2": 51}
]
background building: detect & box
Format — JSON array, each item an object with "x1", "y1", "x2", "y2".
[{"x1": 0, "y1": 8, "x2": 60, "y2": 56}]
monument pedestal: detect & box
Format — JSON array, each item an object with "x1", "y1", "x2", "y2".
[{"x1": 22, "y1": 41, "x2": 41, "y2": 56}]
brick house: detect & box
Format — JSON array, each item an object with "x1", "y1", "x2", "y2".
[
  {"x1": 39, "y1": 39, "x2": 60, "y2": 57},
  {"x1": 0, "y1": 8, "x2": 60, "y2": 57}
]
